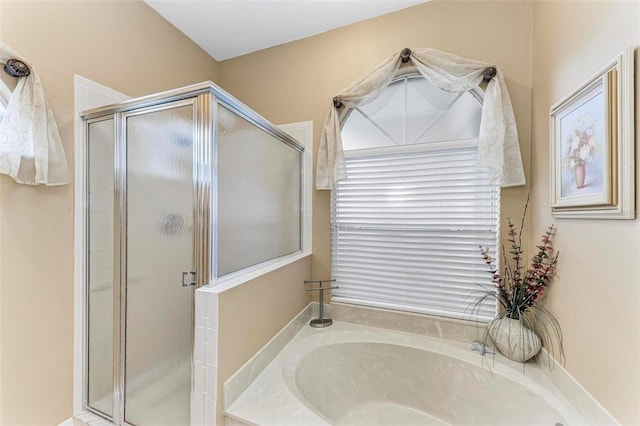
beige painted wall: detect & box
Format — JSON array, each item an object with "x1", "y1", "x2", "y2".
[
  {"x1": 218, "y1": 0, "x2": 533, "y2": 292},
  {"x1": 530, "y1": 1, "x2": 640, "y2": 424},
  {"x1": 216, "y1": 256, "x2": 311, "y2": 424},
  {"x1": 0, "y1": 1, "x2": 218, "y2": 424}
]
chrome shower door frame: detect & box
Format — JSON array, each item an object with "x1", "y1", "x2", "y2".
[{"x1": 82, "y1": 86, "x2": 215, "y2": 425}]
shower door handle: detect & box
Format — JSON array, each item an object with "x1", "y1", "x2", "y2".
[{"x1": 182, "y1": 270, "x2": 197, "y2": 287}]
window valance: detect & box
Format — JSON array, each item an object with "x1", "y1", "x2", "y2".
[
  {"x1": 0, "y1": 43, "x2": 70, "y2": 185},
  {"x1": 316, "y1": 48, "x2": 525, "y2": 189}
]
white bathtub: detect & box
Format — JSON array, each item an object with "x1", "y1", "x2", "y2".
[{"x1": 225, "y1": 320, "x2": 588, "y2": 426}]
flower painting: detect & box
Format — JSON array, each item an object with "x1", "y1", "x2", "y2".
[
  {"x1": 559, "y1": 91, "x2": 605, "y2": 199},
  {"x1": 550, "y1": 73, "x2": 614, "y2": 211},
  {"x1": 550, "y1": 48, "x2": 634, "y2": 219}
]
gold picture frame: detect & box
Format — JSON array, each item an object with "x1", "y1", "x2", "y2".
[{"x1": 549, "y1": 48, "x2": 635, "y2": 219}]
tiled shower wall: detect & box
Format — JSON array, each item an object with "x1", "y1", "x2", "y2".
[{"x1": 192, "y1": 290, "x2": 219, "y2": 425}]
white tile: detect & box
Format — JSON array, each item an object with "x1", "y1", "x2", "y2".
[
  {"x1": 73, "y1": 84, "x2": 85, "y2": 113},
  {"x1": 74, "y1": 213, "x2": 84, "y2": 243},
  {"x1": 206, "y1": 328, "x2": 218, "y2": 366},
  {"x1": 74, "y1": 238, "x2": 82, "y2": 257},
  {"x1": 195, "y1": 292, "x2": 206, "y2": 328},
  {"x1": 74, "y1": 260, "x2": 83, "y2": 283},
  {"x1": 201, "y1": 342, "x2": 208, "y2": 368},
  {"x1": 73, "y1": 179, "x2": 81, "y2": 209},
  {"x1": 73, "y1": 147, "x2": 84, "y2": 209},
  {"x1": 206, "y1": 293, "x2": 218, "y2": 330},
  {"x1": 206, "y1": 365, "x2": 217, "y2": 401},
  {"x1": 194, "y1": 326, "x2": 205, "y2": 363},
  {"x1": 73, "y1": 196, "x2": 84, "y2": 221},
  {"x1": 74, "y1": 86, "x2": 87, "y2": 113},
  {"x1": 205, "y1": 400, "x2": 217, "y2": 426},
  {"x1": 201, "y1": 396, "x2": 207, "y2": 421},
  {"x1": 82, "y1": 76, "x2": 129, "y2": 103},
  {"x1": 87, "y1": 90, "x2": 110, "y2": 110},
  {"x1": 73, "y1": 75, "x2": 86, "y2": 417},
  {"x1": 82, "y1": 77, "x2": 97, "y2": 91},
  {"x1": 202, "y1": 293, "x2": 210, "y2": 321},
  {"x1": 74, "y1": 75, "x2": 89, "y2": 88},
  {"x1": 193, "y1": 361, "x2": 205, "y2": 397},
  {"x1": 73, "y1": 281, "x2": 83, "y2": 318},
  {"x1": 108, "y1": 94, "x2": 129, "y2": 104},
  {"x1": 191, "y1": 395, "x2": 203, "y2": 426},
  {"x1": 83, "y1": 77, "x2": 102, "y2": 93},
  {"x1": 72, "y1": 341, "x2": 82, "y2": 412},
  {"x1": 73, "y1": 300, "x2": 82, "y2": 332}
]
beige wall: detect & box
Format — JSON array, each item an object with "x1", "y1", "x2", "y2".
[
  {"x1": 216, "y1": 256, "x2": 311, "y2": 424},
  {"x1": 218, "y1": 0, "x2": 533, "y2": 292},
  {"x1": 531, "y1": 1, "x2": 640, "y2": 424},
  {"x1": 0, "y1": 1, "x2": 218, "y2": 424}
]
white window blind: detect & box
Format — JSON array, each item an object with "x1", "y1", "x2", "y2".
[{"x1": 331, "y1": 142, "x2": 499, "y2": 321}]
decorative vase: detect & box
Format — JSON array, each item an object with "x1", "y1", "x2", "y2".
[
  {"x1": 575, "y1": 164, "x2": 586, "y2": 189},
  {"x1": 488, "y1": 317, "x2": 541, "y2": 362}
]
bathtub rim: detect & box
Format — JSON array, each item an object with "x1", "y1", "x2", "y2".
[{"x1": 224, "y1": 302, "x2": 619, "y2": 426}]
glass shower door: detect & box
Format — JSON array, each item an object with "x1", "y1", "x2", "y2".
[{"x1": 124, "y1": 102, "x2": 196, "y2": 425}]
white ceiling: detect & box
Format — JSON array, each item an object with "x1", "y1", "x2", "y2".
[{"x1": 144, "y1": 0, "x2": 428, "y2": 61}]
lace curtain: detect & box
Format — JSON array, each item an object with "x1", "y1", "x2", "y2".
[
  {"x1": 316, "y1": 48, "x2": 525, "y2": 189},
  {"x1": 0, "y1": 43, "x2": 70, "y2": 185}
]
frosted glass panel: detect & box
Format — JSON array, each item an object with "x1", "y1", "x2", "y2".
[
  {"x1": 87, "y1": 119, "x2": 115, "y2": 417},
  {"x1": 124, "y1": 104, "x2": 194, "y2": 426},
  {"x1": 217, "y1": 105, "x2": 301, "y2": 276}
]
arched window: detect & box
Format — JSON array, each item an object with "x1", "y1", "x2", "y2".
[
  {"x1": 341, "y1": 75, "x2": 482, "y2": 150},
  {"x1": 331, "y1": 73, "x2": 499, "y2": 321}
]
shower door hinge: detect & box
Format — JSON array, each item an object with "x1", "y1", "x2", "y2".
[{"x1": 182, "y1": 270, "x2": 197, "y2": 287}]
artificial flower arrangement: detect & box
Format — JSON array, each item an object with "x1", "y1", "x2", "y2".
[
  {"x1": 563, "y1": 113, "x2": 598, "y2": 170},
  {"x1": 474, "y1": 197, "x2": 564, "y2": 363}
]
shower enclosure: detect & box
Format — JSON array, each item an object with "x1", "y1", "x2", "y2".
[{"x1": 81, "y1": 82, "x2": 304, "y2": 425}]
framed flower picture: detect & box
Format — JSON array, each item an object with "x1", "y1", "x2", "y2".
[{"x1": 550, "y1": 48, "x2": 635, "y2": 219}]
